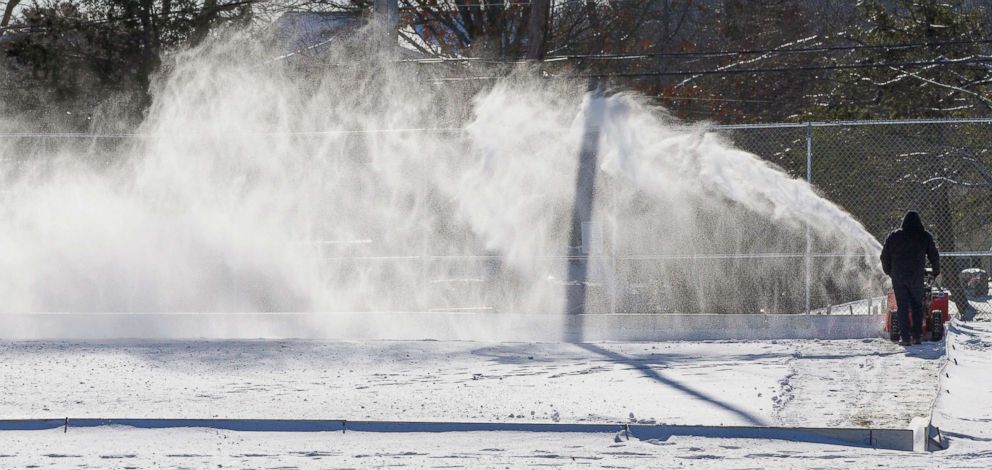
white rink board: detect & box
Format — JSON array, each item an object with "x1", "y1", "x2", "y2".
[{"x1": 0, "y1": 312, "x2": 885, "y2": 341}]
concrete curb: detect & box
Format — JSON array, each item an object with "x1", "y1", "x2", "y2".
[{"x1": 0, "y1": 418, "x2": 915, "y2": 452}]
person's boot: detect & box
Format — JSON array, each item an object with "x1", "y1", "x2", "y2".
[
  {"x1": 899, "y1": 338, "x2": 913, "y2": 347},
  {"x1": 913, "y1": 337, "x2": 922, "y2": 345}
]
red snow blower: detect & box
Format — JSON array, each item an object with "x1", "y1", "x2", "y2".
[{"x1": 884, "y1": 268, "x2": 949, "y2": 342}]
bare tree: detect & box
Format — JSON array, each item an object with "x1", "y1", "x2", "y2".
[
  {"x1": 526, "y1": 0, "x2": 549, "y2": 59},
  {"x1": 1, "y1": 0, "x2": 21, "y2": 31}
]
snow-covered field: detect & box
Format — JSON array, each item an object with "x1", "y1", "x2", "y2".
[{"x1": 3, "y1": 321, "x2": 992, "y2": 468}]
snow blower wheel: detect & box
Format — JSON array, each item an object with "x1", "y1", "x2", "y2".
[
  {"x1": 931, "y1": 310, "x2": 945, "y2": 341},
  {"x1": 889, "y1": 314, "x2": 901, "y2": 342}
]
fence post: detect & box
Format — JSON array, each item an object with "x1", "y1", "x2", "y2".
[{"x1": 805, "y1": 122, "x2": 813, "y2": 314}]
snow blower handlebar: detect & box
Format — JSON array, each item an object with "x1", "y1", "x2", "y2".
[{"x1": 925, "y1": 267, "x2": 942, "y2": 289}]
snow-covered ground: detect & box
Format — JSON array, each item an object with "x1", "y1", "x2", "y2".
[
  {"x1": 930, "y1": 320, "x2": 992, "y2": 458},
  {"x1": 3, "y1": 321, "x2": 992, "y2": 468},
  {"x1": 0, "y1": 338, "x2": 939, "y2": 427}
]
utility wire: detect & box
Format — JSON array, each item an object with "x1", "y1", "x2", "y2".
[
  {"x1": 581, "y1": 58, "x2": 992, "y2": 78},
  {"x1": 394, "y1": 38, "x2": 992, "y2": 65},
  {"x1": 429, "y1": 58, "x2": 992, "y2": 81},
  {"x1": 5, "y1": 3, "x2": 991, "y2": 87},
  {"x1": 6, "y1": 0, "x2": 991, "y2": 63},
  {"x1": 547, "y1": 38, "x2": 992, "y2": 61}
]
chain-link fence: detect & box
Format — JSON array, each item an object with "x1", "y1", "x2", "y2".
[
  {"x1": 717, "y1": 118, "x2": 992, "y2": 321},
  {"x1": 3, "y1": 119, "x2": 992, "y2": 320}
]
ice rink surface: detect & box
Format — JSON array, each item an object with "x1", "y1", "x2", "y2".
[
  {"x1": 0, "y1": 337, "x2": 941, "y2": 427},
  {"x1": 4, "y1": 321, "x2": 992, "y2": 468}
]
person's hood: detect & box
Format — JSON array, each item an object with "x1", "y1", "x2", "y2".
[{"x1": 901, "y1": 211, "x2": 925, "y2": 232}]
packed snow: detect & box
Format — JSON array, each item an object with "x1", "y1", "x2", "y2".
[{"x1": 0, "y1": 337, "x2": 939, "y2": 427}]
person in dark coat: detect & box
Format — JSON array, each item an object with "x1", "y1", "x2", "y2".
[{"x1": 880, "y1": 211, "x2": 940, "y2": 345}]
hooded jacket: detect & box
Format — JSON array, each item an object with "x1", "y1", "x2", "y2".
[{"x1": 880, "y1": 211, "x2": 940, "y2": 282}]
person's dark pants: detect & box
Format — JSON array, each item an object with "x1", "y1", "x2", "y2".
[{"x1": 893, "y1": 277, "x2": 925, "y2": 341}]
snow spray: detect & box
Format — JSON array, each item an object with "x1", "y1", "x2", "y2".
[{"x1": 0, "y1": 28, "x2": 884, "y2": 326}]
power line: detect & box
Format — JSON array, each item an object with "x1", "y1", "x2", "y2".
[
  {"x1": 546, "y1": 38, "x2": 992, "y2": 61},
  {"x1": 7, "y1": 0, "x2": 991, "y2": 62},
  {"x1": 582, "y1": 58, "x2": 992, "y2": 79},
  {"x1": 395, "y1": 38, "x2": 992, "y2": 65},
  {"x1": 428, "y1": 58, "x2": 992, "y2": 81},
  {"x1": 5, "y1": 2, "x2": 992, "y2": 86},
  {"x1": 7, "y1": 0, "x2": 991, "y2": 85}
]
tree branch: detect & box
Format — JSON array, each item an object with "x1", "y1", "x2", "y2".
[{"x1": 888, "y1": 64, "x2": 992, "y2": 110}]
